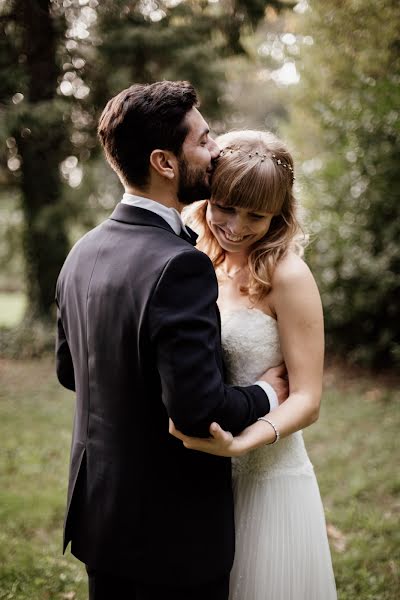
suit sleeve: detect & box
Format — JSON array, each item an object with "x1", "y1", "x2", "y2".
[
  {"x1": 55, "y1": 298, "x2": 76, "y2": 392},
  {"x1": 149, "y1": 249, "x2": 270, "y2": 437}
]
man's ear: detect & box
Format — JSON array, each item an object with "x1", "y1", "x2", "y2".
[{"x1": 149, "y1": 149, "x2": 177, "y2": 180}]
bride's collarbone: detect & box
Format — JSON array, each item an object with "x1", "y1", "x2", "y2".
[{"x1": 217, "y1": 276, "x2": 276, "y2": 319}]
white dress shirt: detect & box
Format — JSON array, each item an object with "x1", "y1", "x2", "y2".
[
  {"x1": 121, "y1": 192, "x2": 279, "y2": 412},
  {"x1": 122, "y1": 192, "x2": 189, "y2": 235}
]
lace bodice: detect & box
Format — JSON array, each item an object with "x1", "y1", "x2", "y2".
[{"x1": 221, "y1": 307, "x2": 314, "y2": 479}]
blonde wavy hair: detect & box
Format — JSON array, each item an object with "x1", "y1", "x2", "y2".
[{"x1": 186, "y1": 130, "x2": 305, "y2": 303}]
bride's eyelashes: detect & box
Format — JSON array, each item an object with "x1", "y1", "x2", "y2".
[
  {"x1": 214, "y1": 203, "x2": 268, "y2": 221},
  {"x1": 249, "y1": 213, "x2": 267, "y2": 221},
  {"x1": 214, "y1": 203, "x2": 234, "y2": 212}
]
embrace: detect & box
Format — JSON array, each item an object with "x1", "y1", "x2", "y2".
[{"x1": 56, "y1": 81, "x2": 337, "y2": 599}]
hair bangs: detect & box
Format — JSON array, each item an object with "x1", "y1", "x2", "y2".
[{"x1": 211, "y1": 154, "x2": 288, "y2": 215}]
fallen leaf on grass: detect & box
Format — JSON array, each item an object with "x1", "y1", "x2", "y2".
[
  {"x1": 327, "y1": 523, "x2": 347, "y2": 552},
  {"x1": 60, "y1": 593, "x2": 76, "y2": 600}
]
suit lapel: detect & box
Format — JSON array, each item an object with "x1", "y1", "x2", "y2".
[{"x1": 109, "y1": 203, "x2": 198, "y2": 247}]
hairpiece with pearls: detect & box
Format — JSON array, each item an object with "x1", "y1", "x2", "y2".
[{"x1": 219, "y1": 147, "x2": 295, "y2": 183}]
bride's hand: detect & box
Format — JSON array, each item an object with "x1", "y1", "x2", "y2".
[{"x1": 169, "y1": 419, "x2": 243, "y2": 457}]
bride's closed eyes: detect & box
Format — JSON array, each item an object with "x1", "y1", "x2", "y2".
[{"x1": 213, "y1": 203, "x2": 269, "y2": 221}]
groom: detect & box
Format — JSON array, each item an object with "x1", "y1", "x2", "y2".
[{"x1": 56, "y1": 80, "x2": 287, "y2": 600}]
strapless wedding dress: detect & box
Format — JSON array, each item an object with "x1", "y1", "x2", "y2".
[{"x1": 221, "y1": 307, "x2": 337, "y2": 600}]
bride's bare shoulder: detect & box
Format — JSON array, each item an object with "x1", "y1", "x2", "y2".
[
  {"x1": 269, "y1": 252, "x2": 322, "y2": 322},
  {"x1": 272, "y1": 251, "x2": 315, "y2": 289}
]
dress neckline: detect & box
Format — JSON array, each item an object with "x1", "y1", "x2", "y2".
[{"x1": 219, "y1": 306, "x2": 277, "y2": 324}]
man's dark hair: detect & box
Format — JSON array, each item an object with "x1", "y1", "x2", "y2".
[{"x1": 98, "y1": 80, "x2": 199, "y2": 188}]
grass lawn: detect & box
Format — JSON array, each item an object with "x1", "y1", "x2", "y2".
[
  {"x1": 0, "y1": 359, "x2": 87, "y2": 600},
  {"x1": 0, "y1": 357, "x2": 399, "y2": 599}
]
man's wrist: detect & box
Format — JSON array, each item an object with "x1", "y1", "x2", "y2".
[{"x1": 255, "y1": 381, "x2": 279, "y2": 411}]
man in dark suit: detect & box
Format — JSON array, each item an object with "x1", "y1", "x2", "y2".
[{"x1": 56, "y1": 80, "x2": 287, "y2": 600}]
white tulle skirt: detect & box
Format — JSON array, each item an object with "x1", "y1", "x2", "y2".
[{"x1": 230, "y1": 468, "x2": 337, "y2": 600}]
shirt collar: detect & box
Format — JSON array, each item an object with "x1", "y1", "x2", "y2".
[{"x1": 121, "y1": 193, "x2": 189, "y2": 235}]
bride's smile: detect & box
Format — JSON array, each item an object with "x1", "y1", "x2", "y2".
[
  {"x1": 218, "y1": 228, "x2": 249, "y2": 243},
  {"x1": 206, "y1": 201, "x2": 275, "y2": 252}
]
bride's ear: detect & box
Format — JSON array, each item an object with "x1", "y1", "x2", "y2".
[{"x1": 150, "y1": 149, "x2": 177, "y2": 181}]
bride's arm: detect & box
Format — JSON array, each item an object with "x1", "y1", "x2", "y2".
[
  {"x1": 170, "y1": 253, "x2": 324, "y2": 457},
  {"x1": 235, "y1": 253, "x2": 324, "y2": 451}
]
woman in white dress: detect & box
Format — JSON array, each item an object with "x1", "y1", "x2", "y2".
[{"x1": 172, "y1": 130, "x2": 337, "y2": 599}]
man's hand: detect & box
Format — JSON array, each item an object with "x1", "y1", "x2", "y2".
[{"x1": 259, "y1": 363, "x2": 289, "y2": 405}]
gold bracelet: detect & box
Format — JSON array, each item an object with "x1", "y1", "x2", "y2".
[{"x1": 257, "y1": 417, "x2": 280, "y2": 445}]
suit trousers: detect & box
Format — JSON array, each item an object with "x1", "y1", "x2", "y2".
[{"x1": 86, "y1": 566, "x2": 230, "y2": 600}]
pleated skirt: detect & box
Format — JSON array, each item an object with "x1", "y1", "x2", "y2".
[{"x1": 229, "y1": 471, "x2": 337, "y2": 600}]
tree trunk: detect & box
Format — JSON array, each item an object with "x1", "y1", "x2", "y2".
[{"x1": 14, "y1": 0, "x2": 70, "y2": 321}]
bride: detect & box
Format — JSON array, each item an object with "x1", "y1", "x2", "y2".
[{"x1": 171, "y1": 130, "x2": 337, "y2": 599}]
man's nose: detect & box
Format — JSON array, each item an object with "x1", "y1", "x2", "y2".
[{"x1": 209, "y1": 137, "x2": 220, "y2": 160}]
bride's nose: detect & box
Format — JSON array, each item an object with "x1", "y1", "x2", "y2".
[{"x1": 226, "y1": 215, "x2": 247, "y2": 235}]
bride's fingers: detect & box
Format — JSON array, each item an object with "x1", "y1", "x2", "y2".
[
  {"x1": 209, "y1": 422, "x2": 233, "y2": 444},
  {"x1": 184, "y1": 431, "x2": 227, "y2": 449},
  {"x1": 169, "y1": 418, "x2": 187, "y2": 440},
  {"x1": 210, "y1": 422, "x2": 221, "y2": 435},
  {"x1": 184, "y1": 439, "x2": 208, "y2": 450},
  {"x1": 183, "y1": 437, "x2": 215, "y2": 451},
  {"x1": 169, "y1": 419, "x2": 233, "y2": 453}
]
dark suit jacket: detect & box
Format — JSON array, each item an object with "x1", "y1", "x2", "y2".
[{"x1": 56, "y1": 202, "x2": 270, "y2": 586}]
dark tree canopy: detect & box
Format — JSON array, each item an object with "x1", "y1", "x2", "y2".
[{"x1": 0, "y1": 0, "x2": 291, "y2": 342}]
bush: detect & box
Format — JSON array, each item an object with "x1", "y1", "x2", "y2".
[{"x1": 289, "y1": 0, "x2": 400, "y2": 367}]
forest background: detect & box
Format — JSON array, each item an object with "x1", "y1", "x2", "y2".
[
  {"x1": 1, "y1": 0, "x2": 399, "y2": 367},
  {"x1": 0, "y1": 1, "x2": 399, "y2": 599}
]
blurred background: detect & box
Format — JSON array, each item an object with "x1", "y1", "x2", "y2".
[{"x1": 0, "y1": 1, "x2": 399, "y2": 599}]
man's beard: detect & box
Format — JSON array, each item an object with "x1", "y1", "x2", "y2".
[{"x1": 177, "y1": 157, "x2": 212, "y2": 205}]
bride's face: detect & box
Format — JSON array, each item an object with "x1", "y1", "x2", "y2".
[{"x1": 206, "y1": 200, "x2": 275, "y2": 253}]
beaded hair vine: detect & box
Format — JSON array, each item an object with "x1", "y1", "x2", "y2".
[{"x1": 219, "y1": 147, "x2": 295, "y2": 183}]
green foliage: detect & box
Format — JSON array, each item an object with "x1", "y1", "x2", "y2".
[
  {"x1": 0, "y1": 193, "x2": 24, "y2": 292},
  {"x1": 289, "y1": 0, "x2": 400, "y2": 367},
  {"x1": 95, "y1": 0, "x2": 289, "y2": 117}
]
